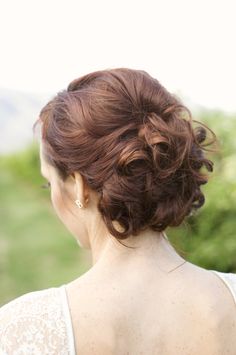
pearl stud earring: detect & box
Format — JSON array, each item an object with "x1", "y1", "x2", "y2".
[{"x1": 75, "y1": 199, "x2": 83, "y2": 208}]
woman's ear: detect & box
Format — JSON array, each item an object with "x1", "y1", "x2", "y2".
[{"x1": 73, "y1": 171, "x2": 90, "y2": 207}]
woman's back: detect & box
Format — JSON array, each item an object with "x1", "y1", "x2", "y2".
[
  {"x1": 1, "y1": 262, "x2": 236, "y2": 354},
  {"x1": 2, "y1": 68, "x2": 235, "y2": 354},
  {"x1": 66, "y1": 261, "x2": 236, "y2": 354}
]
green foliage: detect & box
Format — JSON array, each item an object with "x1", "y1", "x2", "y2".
[
  {"x1": 168, "y1": 110, "x2": 236, "y2": 272},
  {"x1": 0, "y1": 145, "x2": 90, "y2": 305},
  {"x1": 0, "y1": 110, "x2": 236, "y2": 305},
  {"x1": 0, "y1": 143, "x2": 42, "y2": 188}
]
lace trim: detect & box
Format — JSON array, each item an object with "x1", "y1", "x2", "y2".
[
  {"x1": 60, "y1": 285, "x2": 76, "y2": 355},
  {"x1": 0, "y1": 286, "x2": 73, "y2": 354}
]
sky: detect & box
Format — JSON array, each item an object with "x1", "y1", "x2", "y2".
[{"x1": 0, "y1": 0, "x2": 235, "y2": 112}]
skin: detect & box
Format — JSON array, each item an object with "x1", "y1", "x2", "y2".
[{"x1": 40, "y1": 142, "x2": 236, "y2": 355}]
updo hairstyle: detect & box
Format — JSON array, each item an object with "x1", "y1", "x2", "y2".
[{"x1": 36, "y1": 68, "x2": 216, "y2": 240}]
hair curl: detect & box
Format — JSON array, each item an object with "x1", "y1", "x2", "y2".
[{"x1": 35, "y1": 68, "x2": 216, "y2": 240}]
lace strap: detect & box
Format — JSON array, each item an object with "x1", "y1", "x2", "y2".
[
  {"x1": 0, "y1": 286, "x2": 74, "y2": 354},
  {"x1": 60, "y1": 285, "x2": 76, "y2": 355},
  {"x1": 211, "y1": 270, "x2": 236, "y2": 306}
]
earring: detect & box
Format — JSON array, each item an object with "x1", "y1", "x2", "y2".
[{"x1": 75, "y1": 199, "x2": 83, "y2": 208}]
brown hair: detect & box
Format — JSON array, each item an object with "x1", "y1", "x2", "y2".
[{"x1": 35, "y1": 68, "x2": 216, "y2": 240}]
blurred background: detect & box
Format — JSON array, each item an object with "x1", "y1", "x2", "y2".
[{"x1": 0, "y1": 0, "x2": 236, "y2": 305}]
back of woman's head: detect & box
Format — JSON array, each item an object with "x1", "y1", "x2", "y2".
[{"x1": 37, "y1": 68, "x2": 216, "y2": 240}]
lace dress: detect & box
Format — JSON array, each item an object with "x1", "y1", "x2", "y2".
[
  {"x1": 0, "y1": 271, "x2": 235, "y2": 355},
  {"x1": 0, "y1": 285, "x2": 75, "y2": 355}
]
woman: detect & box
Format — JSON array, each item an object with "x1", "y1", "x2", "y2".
[{"x1": 0, "y1": 68, "x2": 235, "y2": 354}]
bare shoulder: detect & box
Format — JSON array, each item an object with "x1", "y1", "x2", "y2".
[
  {"x1": 66, "y1": 263, "x2": 236, "y2": 354},
  {"x1": 184, "y1": 263, "x2": 236, "y2": 304},
  {"x1": 67, "y1": 262, "x2": 236, "y2": 322},
  {"x1": 183, "y1": 263, "x2": 236, "y2": 345}
]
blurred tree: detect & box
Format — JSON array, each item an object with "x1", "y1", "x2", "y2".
[{"x1": 168, "y1": 110, "x2": 236, "y2": 272}]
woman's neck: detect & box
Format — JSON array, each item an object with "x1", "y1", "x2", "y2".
[{"x1": 89, "y1": 229, "x2": 186, "y2": 277}]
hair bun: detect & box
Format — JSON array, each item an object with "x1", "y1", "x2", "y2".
[{"x1": 37, "y1": 68, "x2": 217, "y2": 240}]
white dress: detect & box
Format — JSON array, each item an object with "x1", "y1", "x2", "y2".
[{"x1": 0, "y1": 270, "x2": 235, "y2": 355}]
